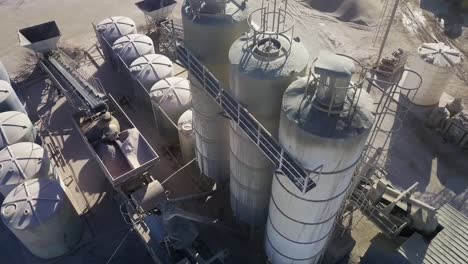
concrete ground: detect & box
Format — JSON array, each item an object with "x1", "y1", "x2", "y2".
[{"x1": 0, "y1": 0, "x2": 467, "y2": 263}]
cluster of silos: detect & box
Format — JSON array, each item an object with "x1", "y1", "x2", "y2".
[
  {"x1": 228, "y1": 8, "x2": 309, "y2": 225},
  {"x1": 0, "y1": 65, "x2": 82, "y2": 258},
  {"x1": 97, "y1": 16, "x2": 191, "y2": 149},
  {"x1": 265, "y1": 52, "x2": 374, "y2": 264},
  {"x1": 182, "y1": 0, "x2": 250, "y2": 185},
  {"x1": 406, "y1": 42, "x2": 462, "y2": 106}
]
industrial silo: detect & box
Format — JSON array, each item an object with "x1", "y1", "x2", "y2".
[
  {"x1": 0, "y1": 60, "x2": 11, "y2": 84},
  {"x1": 0, "y1": 111, "x2": 35, "y2": 149},
  {"x1": 0, "y1": 80, "x2": 25, "y2": 113},
  {"x1": 1, "y1": 178, "x2": 83, "y2": 259},
  {"x1": 182, "y1": 0, "x2": 250, "y2": 184},
  {"x1": 265, "y1": 51, "x2": 374, "y2": 264},
  {"x1": 228, "y1": 4, "x2": 309, "y2": 225},
  {"x1": 112, "y1": 34, "x2": 155, "y2": 66},
  {"x1": 0, "y1": 142, "x2": 55, "y2": 197},
  {"x1": 96, "y1": 16, "x2": 137, "y2": 64},
  {"x1": 410, "y1": 42, "x2": 461, "y2": 106},
  {"x1": 130, "y1": 54, "x2": 174, "y2": 91},
  {"x1": 150, "y1": 77, "x2": 191, "y2": 145},
  {"x1": 178, "y1": 109, "x2": 194, "y2": 163}
]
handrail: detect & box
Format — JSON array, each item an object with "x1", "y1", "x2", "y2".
[{"x1": 175, "y1": 43, "x2": 317, "y2": 193}]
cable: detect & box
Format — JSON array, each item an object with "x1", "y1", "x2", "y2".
[{"x1": 105, "y1": 228, "x2": 133, "y2": 264}]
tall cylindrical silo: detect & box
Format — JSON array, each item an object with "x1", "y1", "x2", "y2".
[
  {"x1": 182, "y1": 0, "x2": 250, "y2": 185},
  {"x1": 0, "y1": 60, "x2": 11, "y2": 84},
  {"x1": 96, "y1": 16, "x2": 137, "y2": 65},
  {"x1": 0, "y1": 80, "x2": 26, "y2": 113},
  {"x1": 265, "y1": 52, "x2": 375, "y2": 264},
  {"x1": 0, "y1": 142, "x2": 55, "y2": 197},
  {"x1": 178, "y1": 109, "x2": 195, "y2": 163},
  {"x1": 129, "y1": 54, "x2": 174, "y2": 110},
  {"x1": 112, "y1": 34, "x2": 155, "y2": 66},
  {"x1": 1, "y1": 178, "x2": 83, "y2": 259},
  {"x1": 0, "y1": 111, "x2": 36, "y2": 149},
  {"x1": 228, "y1": 5, "x2": 309, "y2": 225},
  {"x1": 410, "y1": 42, "x2": 461, "y2": 106},
  {"x1": 150, "y1": 77, "x2": 191, "y2": 145}
]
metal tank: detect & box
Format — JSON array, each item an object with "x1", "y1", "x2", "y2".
[
  {"x1": 0, "y1": 142, "x2": 55, "y2": 197},
  {"x1": 112, "y1": 34, "x2": 155, "y2": 66},
  {"x1": 150, "y1": 77, "x2": 191, "y2": 145},
  {"x1": 228, "y1": 1, "x2": 309, "y2": 226},
  {"x1": 265, "y1": 52, "x2": 375, "y2": 264},
  {"x1": 0, "y1": 80, "x2": 25, "y2": 113},
  {"x1": 96, "y1": 16, "x2": 138, "y2": 64},
  {"x1": 178, "y1": 109, "x2": 194, "y2": 163},
  {"x1": 1, "y1": 178, "x2": 83, "y2": 259},
  {"x1": 182, "y1": 0, "x2": 249, "y2": 184},
  {"x1": 410, "y1": 42, "x2": 461, "y2": 106},
  {"x1": 0, "y1": 60, "x2": 11, "y2": 84},
  {"x1": 130, "y1": 54, "x2": 174, "y2": 91},
  {"x1": 0, "y1": 111, "x2": 35, "y2": 149}
]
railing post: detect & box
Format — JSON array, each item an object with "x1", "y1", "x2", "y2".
[{"x1": 278, "y1": 148, "x2": 284, "y2": 171}]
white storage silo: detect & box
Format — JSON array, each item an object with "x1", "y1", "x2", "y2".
[
  {"x1": 0, "y1": 142, "x2": 55, "y2": 197},
  {"x1": 150, "y1": 77, "x2": 191, "y2": 145},
  {"x1": 0, "y1": 80, "x2": 25, "y2": 113},
  {"x1": 130, "y1": 54, "x2": 174, "y2": 91},
  {"x1": 410, "y1": 42, "x2": 462, "y2": 106},
  {"x1": 1, "y1": 178, "x2": 83, "y2": 259},
  {"x1": 0, "y1": 111, "x2": 35, "y2": 149},
  {"x1": 178, "y1": 109, "x2": 194, "y2": 163},
  {"x1": 182, "y1": 0, "x2": 250, "y2": 185},
  {"x1": 0, "y1": 60, "x2": 11, "y2": 84},
  {"x1": 112, "y1": 34, "x2": 155, "y2": 66},
  {"x1": 96, "y1": 16, "x2": 137, "y2": 64},
  {"x1": 228, "y1": 6, "x2": 309, "y2": 226},
  {"x1": 265, "y1": 52, "x2": 374, "y2": 264}
]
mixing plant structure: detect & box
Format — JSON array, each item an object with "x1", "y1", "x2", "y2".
[
  {"x1": 182, "y1": 0, "x2": 250, "y2": 184},
  {"x1": 265, "y1": 51, "x2": 374, "y2": 263},
  {"x1": 228, "y1": 0, "x2": 309, "y2": 226}
]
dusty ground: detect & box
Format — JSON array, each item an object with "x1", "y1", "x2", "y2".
[{"x1": 0, "y1": 0, "x2": 467, "y2": 263}]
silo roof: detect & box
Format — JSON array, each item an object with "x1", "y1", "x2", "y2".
[
  {"x1": 150, "y1": 77, "x2": 191, "y2": 105},
  {"x1": 418, "y1": 42, "x2": 462, "y2": 67},
  {"x1": 0, "y1": 143, "x2": 45, "y2": 187}
]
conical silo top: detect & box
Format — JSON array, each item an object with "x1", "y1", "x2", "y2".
[
  {"x1": 150, "y1": 77, "x2": 191, "y2": 106},
  {"x1": 0, "y1": 143, "x2": 47, "y2": 188},
  {"x1": 418, "y1": 42, "x2": 462, "y2": 67},
  {"x1": 1, "y1": 178, "x2": 64, "y2": 230},
  {"x1": 0, "y1": 111, "x2": 35, "y2": 148},
  {"x1": 18, "y1": 21, "x2": 61, "y2": 53}
]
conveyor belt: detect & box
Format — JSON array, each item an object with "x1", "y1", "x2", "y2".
[{"x1": 40, "y1": 52, "x2": 107, "y2": 116}]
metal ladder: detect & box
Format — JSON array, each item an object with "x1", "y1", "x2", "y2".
[{"x1": 174, "y1": 44, "x2": 316, "y2": 193}]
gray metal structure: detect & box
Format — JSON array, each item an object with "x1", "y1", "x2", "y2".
[
  {"x1": 228, "y1": 0, "x2": 309, "y2": 226},
  {"x1": 182, "y1": 0, "x2": 250, "y2": 185},
  {"x1": 398, "y1": 204, "x2": 468, "y2": 264}
]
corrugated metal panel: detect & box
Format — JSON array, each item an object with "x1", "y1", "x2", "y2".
[{"x1": 398, "y1": 204, "x2": 468, "y2": 264}]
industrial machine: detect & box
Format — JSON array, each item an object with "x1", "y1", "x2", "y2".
[{"x1": 18, "y1": 21, "x2": 159, "y2": 193}]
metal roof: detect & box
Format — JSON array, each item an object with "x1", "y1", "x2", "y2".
[{"x1": 398, "y1": 204, "x2": 468, "y2": 264}]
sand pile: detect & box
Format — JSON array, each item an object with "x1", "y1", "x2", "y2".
[{"x1": 306, "y1": 0, "x2": 383, "y2": 26}]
